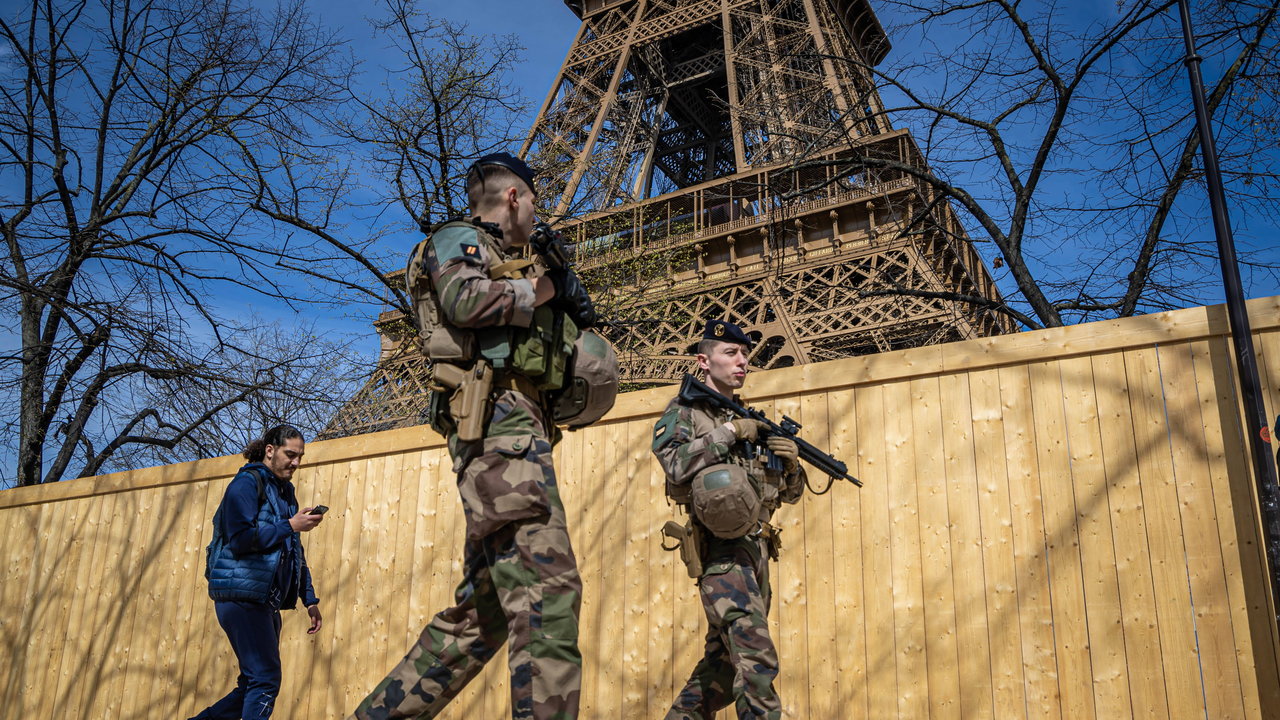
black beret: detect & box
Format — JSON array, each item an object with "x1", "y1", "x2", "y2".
[
  {"x1": 695, "y1": 318, "x2": 754, "y2": 350},
  {"x1": 471, "y1": 152, "x2": 537, "y2": 192}
]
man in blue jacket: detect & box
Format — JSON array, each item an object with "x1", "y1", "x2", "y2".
[{"x1": 193, "y1": 424, "x2": 324, "y2": 720}]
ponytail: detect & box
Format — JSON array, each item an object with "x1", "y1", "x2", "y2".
[{"x1": 243, "y1": 424, "x2": 305, "y2": 462}]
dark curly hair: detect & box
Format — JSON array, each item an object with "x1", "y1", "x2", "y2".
[{"x1": 243, "y1": 424, "x2": 305, "y2": 462}]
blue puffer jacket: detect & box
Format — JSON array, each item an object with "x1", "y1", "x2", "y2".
[{"x1": 204, "y1": 463, "x2": 318, "y2": 609}]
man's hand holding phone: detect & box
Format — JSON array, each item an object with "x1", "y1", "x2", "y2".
[{"x1": 289, "y1": 505, "x2": 326, "y2": 532}]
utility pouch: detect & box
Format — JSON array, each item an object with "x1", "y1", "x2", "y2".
[
  {"x1": 545, "y1": 316, "x2": 579, "y2": 389},
  {"x1": 511, "y1": 306, "x2": 553, "y2": 379},
  {"x1": 425, "y1": 326, "x2": 475, "y2": 363},
  {"x1": 761, "y1": 523, "x2": 783, "y2": 561},
  {"x1": 432, "y1": 361, "x2": 494, "y2": 442},
  {"x1": 424, "y1": 387, "x2": 456, "y2": 437},
  {"x1": 661, "y1": 517, "x2": 704, "y2": 579},
  {"x1": 511, "y1": 307, "x2": 580, "y2": 391}
]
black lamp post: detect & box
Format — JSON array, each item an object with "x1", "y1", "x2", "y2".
[{"x1": 1176, "y1": 0, "x2": 1280, "y2": 622}]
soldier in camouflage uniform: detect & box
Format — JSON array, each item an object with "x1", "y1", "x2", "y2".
[
  {"x1": 653, "y1": 320, "x2": 806, "y2": 720},
  {"x1": 351, "y1": 153, "x2": 593, "y2": 720}
]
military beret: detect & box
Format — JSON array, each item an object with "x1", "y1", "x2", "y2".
[
  {"x1": 471, "y1": 152, "x2": 537, "y2": 193},
  {"x1": 693, "y1": 318, "x2": 755, "y2": 351}
]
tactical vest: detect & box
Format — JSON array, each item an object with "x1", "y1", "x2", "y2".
[
  {"x1": 406, "y1": 219, "x2": 579, "y2": 391},
  {"x1": 666, "y1": 401, "x2": 782, "y2": 532}
]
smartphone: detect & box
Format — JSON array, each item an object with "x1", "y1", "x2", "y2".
[{"x1": 310, "y1": 505, "x2": 329, "y2": 516}]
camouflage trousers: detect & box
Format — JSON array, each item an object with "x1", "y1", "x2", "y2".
[
  {"x1": 350, "y1": 392, "x2": 582, "y2": 720},
  {"x1": 666, "y1": 536, "x2": 780, "y2": 720}
]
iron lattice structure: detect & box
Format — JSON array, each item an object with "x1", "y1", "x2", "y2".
[{"x1": 323, "y1": 0, "x2": 1012, "y2": 437}]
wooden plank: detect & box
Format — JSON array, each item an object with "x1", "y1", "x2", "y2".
[
  {"x1": 594, "y1": 418, "x2": 630, "y2": 717},
  {"x1": 825, "y1": 387, "x2": 867, "y2": 718},
  {"x1": 968, "y1": 367, "x2": 1028, "y2": 717},
  {"x1": 20, "y1": 499, "x2": 63, "y2": 719},
  {"x1": 1092, "y1": 350, "x2": 1168, "y2": 717},
  {"x1": 998, "y1": 363, "x2": 1060, "y2": 720},
  {"x1": 758, "y1": 394, "x2": 804, "y2": 720},
  {"x1": 347, "y1": 453, "x2": 396, "y2": 708},
  {"x1": 1027, "y1": 359, "x2": 1095, "y2": 720},
  {"x1": 48, "y1": 494, "x2": 113, "y2": 719},
  {"x1": 621, "y1": 418, "x2": 655, "y2": 720},
  {"x1": 115, "y1": 485, "x2": 185, "y2": 717},
  {"x1": 131, "y1": 489, "x2": 191, "y2": 717},
  {"x1": 1159, "y1": 340, "x2": 1249, "y2": 719},
  {"x1": 881, "y1": 379, "x2": 928, "y2": 717},
  {"x1": 855, "y1": 382, "x2": 897, "y2": 719},
  {"x1": 1058, "y1": 354, "x2": 1131, "y2": 718},
  {"x1": 645, "y1": 436, "x2": 679, "y2": 717},
  {"x1": 375, "y1": 450, "x2": 417, "y2": 672},
  {"x1": 937, "y1": 371, "x2": 994, "y2": 719},
  {"x1": 391, "y1": 448, "x2": 424, "y2": 655},
  {"x1": 2, "y1": 502, "x2": 44, "y2": 718},
  {"x1": 291, "y1": 457, "x2": 343, "y2": 719},
  {"x1": 1244, "y1": 327, "x2": 1280, "y2": 707},
  {"x1": 176, "y1": 479, "x2": 229, "y2": 719},
  {"x1": 424, "y1": 447, "x2": 462, "y2": 667},
  {"x1": 137, "y1": 483, "x2": 208, "y2": 717},
  {"x1": 403, "y1": 446, "x2": 447, "y2": 703},
  {"x1": 1256, "y1": 326, "x2": 1278, "y2": 425},
  {"x1": 157, "y1": 482, "x2": 212, "y2": 719},
  {"x1": 756, "y1": 396, "x2": 804, "y2": 720},
  {"x1": 98, "y1": 485, "x2": 161, "y2": 720},
  {"x1": 76, "y1": 489, "x2": 128, "y2": 719},
  {"x1": 911, "y1": 375, "x2": 962, "y2": 720},
  {"x1": 1196, "y1": 333, "x2": 1280, "y2": 720},
  {"x1": 574, "y1": 420, "x2": 607, "y2": 719},
  {"x1": 1124, "y1": 346, "x2": 1206, "y2": 718},
  {"x1": 407, "y1": 446, "x2": 444, "y2": 627},
  {"x1": 798, "y1": 391, "x2": 840, "y2": 718},
  {"x1": 325, "y1": 456, "x2": 372, "y2": 715}
]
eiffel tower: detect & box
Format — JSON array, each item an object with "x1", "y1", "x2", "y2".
[{"x1": 323, "y1": 0, "x2": 1012, "y2": 437}]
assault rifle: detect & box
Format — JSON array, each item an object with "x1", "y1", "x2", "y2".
[
  {"x1": 678, "y1": 373, "x2": 862, "y2": 488},
  {"x1": 530, "y1": 222, "x2": 596, "y2": 329}
]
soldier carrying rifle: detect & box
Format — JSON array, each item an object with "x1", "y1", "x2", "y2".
[
  {"x1": 351, "y1": 152, "x2": 615, "y2": 720},
  {"x1": 653, "y1": 319, "x2": 808, "y2": 720}
]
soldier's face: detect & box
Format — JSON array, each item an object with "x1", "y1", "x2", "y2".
[
  {"x1": 264, "y1": 437, "x2": 305, "y2": 480},
  {"x1": 502, "y1": 184, "x2": 538, "y2": 247},
  {"x1": 698, "y1": 341, "x2": 750, "y2": 393}
]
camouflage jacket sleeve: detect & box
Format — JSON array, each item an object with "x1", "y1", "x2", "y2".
[
  {"x1": 652, "y1": 398, "x2": 739, "y2": 487},
  {"x1": 426, "y1": 224, "x2": 537, "y2": 329}
]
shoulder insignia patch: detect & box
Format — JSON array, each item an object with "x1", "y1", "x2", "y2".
[
  {"x1": 430, "y1": 224, "x2": 485, "y2": 266},
  {"x1": 652, "y1": 413, "x2": 679, "y2": 452}
]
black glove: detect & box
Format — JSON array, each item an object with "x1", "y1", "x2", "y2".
[{"x1": 548, "y1": 267, "x2": 597, "y2": 329}]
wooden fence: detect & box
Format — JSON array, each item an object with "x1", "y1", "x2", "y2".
[{"x1": 3, "y1": 296, "x2": 1280, "y2": 720}]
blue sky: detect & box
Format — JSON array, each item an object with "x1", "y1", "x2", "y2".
[
  {"x1": 236, "y1": 0, "x2": 583, "y2": 346},
  {"x1": 315, "y1": 0, "x2": 579, "y2": 125}
]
